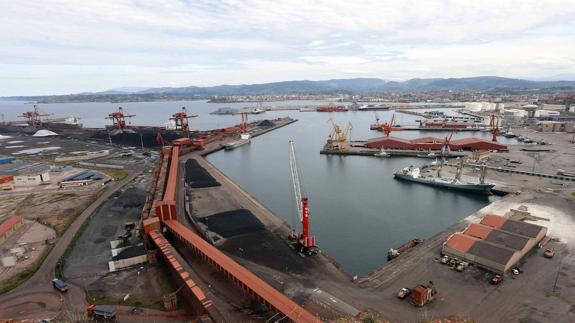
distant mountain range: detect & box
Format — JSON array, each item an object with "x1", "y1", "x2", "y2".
[
  {"x1": 4, "y1": 76, "x2": 575, "y2": 103},
  {"x1": 105, "y1": 76, "x2": 575, "y2": 95}
]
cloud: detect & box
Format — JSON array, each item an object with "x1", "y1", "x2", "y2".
[{"x1": 1, "y1": 0, "x2": 574, "y2": 95}]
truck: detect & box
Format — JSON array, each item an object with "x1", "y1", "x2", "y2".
[
  {"x1": 387, "y1": 239, "x2": 423, "y2": 261},
  {"x1": 410, "y1": 283, "x2": 437, "y2": 307},
  {"x1": 87, "y1": 304, "x2": 116, "y2": 321}
]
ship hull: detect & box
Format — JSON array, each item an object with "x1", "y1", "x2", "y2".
[
  {"x1": 223, "y1": 139, "x2": 250, "y2": 150},
  {"x1": 91, "y1": 128, "x2": 188, "y2": 148},
  {"x1": 394, "y1": 173, "x2": 494, "y2": 194}
]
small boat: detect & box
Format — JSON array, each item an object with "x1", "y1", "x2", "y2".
[
  {"x1": 223, "y1": 133, "x2": 251, "y2": 150},
  {"x1": 417, "y1": 152, "x2": 437, "y2": 158},
  {"x1": 374, "y1": 149, "x2": 390, "y2": 158}
]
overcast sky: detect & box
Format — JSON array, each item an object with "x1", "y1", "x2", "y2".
[{"x1": 1, "y1": 0, "x2": 575, "y2": 96}]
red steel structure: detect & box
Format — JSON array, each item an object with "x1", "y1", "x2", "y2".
[
  {"x1": 19, "y1": 105, "x2": 50, "y2": 128},
  {"x1": 106, "y1": 107, "x2": 135, "y2": 130},
  {"x1": 164, "y1": 220, "x2": 319, "y2": 323},
  {"x1": 380, "y1": 114, "x2": 395, "y2": 136},
  {"x1": 240, "y1": 112, "x2": 248, "y2": 133},
  {"x1": 490, "y1": 115, "x2": 500, "y2": 142},
  {"x1": 142, "y1": 143, "x2": 319, "y2": 322},
  {"x1": 170, "y1": 106, "x2": 196, "y2": 132}
]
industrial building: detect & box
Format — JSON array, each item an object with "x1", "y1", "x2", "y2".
[
  {"x1": 366, "y1": 136, "x2": 508, "y2": 151},
  {"x1": 442, "y1": 214, "x2": 547, "y2": 274},
  {"x1": 13, "y1": 165, "x2": 51, "y2": 186},
  {"x1": 0, "y1": 215, "x2": 24, "y2": 245}
]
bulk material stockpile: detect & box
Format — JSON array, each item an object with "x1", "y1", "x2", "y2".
[{"x1": 185, "y1": 159, "x2": 221, "y2": 188}]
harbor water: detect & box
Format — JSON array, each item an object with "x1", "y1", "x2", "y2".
[{"x1": 1, "y1": 100, "x2": 512, "y2": 275}]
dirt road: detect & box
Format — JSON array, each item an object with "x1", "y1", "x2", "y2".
[{"x1": 0, "y1": 171, "x2": 139, "y2": 321}]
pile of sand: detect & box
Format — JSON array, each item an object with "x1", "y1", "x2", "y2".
[{"x1": 32, "y1": 129, "x2": 58, "y2": 137}]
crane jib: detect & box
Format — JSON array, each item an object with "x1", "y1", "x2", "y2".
[{"x1": 289, "y1": 140, "x2": 303, "y2": 221}]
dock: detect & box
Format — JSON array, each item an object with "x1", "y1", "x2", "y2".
[{"x1": 320, "y1": 144, "x2": 468, "y2": 158}]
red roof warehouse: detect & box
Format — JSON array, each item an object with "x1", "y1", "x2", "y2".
[{"x1": 366, "y1": 136, "x2": 507, "y2": 151}]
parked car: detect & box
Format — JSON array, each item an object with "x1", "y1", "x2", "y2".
[
  {"x1": 440, "y1": 255, "x2": 449, "y2": 264},
  {"x1": 397, "y1": 287, "x2": 411, "y2": 299},
  {"x1": 490, "y1": 274, "x2": 503, "y2": 285},
  {"x1": 51, "y1": 278, "x2": 68, "y2": 292}
]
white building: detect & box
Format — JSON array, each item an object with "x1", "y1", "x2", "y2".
[
  {"x1": 534, "y1": 110, "x2": 561, "y2": 118},
  {"x1": 14, "y1": 171, "x2": 50, "y2": 186}
]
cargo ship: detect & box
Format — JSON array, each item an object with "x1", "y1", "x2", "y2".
[
  {"x1": 358, "y1": 104, "x2": 390, "y2": 111},
  {"x1": 316, "y1": 105, "x2": 348, "y2": 112},
  {"x1": 394, "y1": 166, "x2": 494, "y2": 194},
  {"x1": 0, "y1": 105, "x2": 82, "y2": 134}
]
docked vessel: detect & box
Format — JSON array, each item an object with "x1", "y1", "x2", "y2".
[
  {"x1": 393, "y1": 165, "x2": 494, "y2": 194},
  {"x1": 358, "y1": 104, "x2": 390, "y2": 111},
  {"x1": 316, "y1": 105, "x2": 348, "y2": 112},
  {"x1": 374, "y1": 148, "x2": 390, "y2": 158},
  {"x1": 223, "y1": 133, "x2": 251, "y2": 150}
]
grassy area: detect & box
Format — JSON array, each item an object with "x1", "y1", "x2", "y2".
[
  {"x1": 0, "y1": 244, "x2": 54, "y2": 295},
  {"x1": 14, "y1": 193, "x2": 35, "y2": 215},
  {"x1": 95, "y1": 168, "x2": 129, "y2": 181},
  {"x1": 86, "y1": 289, "x2": 164, "y2": 311}
]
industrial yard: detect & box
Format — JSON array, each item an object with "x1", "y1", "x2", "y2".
[{"x1": 0, "y1": 100, "x2": 574, "y2": 322}]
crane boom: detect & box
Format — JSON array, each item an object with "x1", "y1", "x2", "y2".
[
  {"x1": 288, "y1": 140, "x2": 317, "y2": 253},
  {"x1": 289, "y1": 140, "x2": 303, "y2": 221}
]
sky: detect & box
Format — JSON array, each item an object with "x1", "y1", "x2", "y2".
[{"x1": 1, "y1": 0, "x2": 575, "y2": 96}]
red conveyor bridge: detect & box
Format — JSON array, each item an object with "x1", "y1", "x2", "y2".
[{"x1": 142, "y1": 142, "x2": 318, "y2": 322}]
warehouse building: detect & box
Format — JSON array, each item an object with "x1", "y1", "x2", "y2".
[
  {"x1": 366, "y1": 136, "x2": 507, "y2": 151},
  {"x1": 0, "y1": 215, "x2": 24, "y2": 245},
  {"x1": 442, "y1": 214, "x2": 547, "y2": 274},
  {"x1": 14, "y1": 165, "x2": 51, "y2": 186}
]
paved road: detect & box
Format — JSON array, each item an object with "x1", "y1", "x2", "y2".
[{"x1": 0, "y1": 171, "x2": 139, "y2": 321}]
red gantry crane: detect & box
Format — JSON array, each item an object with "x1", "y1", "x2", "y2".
[
  {"x1": 240, "y1": 112, "x2": 248, "y2": 133},
  {"x1": 441, "y1": 129, "x2": 457, "y2": 157},
  {"x1": 170, "y1": 106, "x2": 197, "y2": 132},
  {"x1": 379, "y1": 114, "x2": 401, "y2": 136},
  {"x1": 106, "y1": 107, "x2": 135, "y2": 130},
  {"x1": 490, "y1": 115, "x2": 500, "y2": 142},
  {"x1": 19, "y1": 105, "x2": 50, "y2": 128},
  {"x1": 288, "y1": 140, "x2": 318, "y2": 255}
]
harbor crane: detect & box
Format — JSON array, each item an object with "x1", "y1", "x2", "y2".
[
  {"x1": 170, "y1": 106, "x2": 197, "y2": 132},
  {"x1": 19, "y1": 105, "x2": 50, "y2": 128},
  {"x1": 288, "y1": 140, "x2": 318, "y2": 255},
  {"x1": 328, "y1": 118, "x2": 352, "y2": 151},
  {"x1": 490, "y1": 115, "x2": 500, "y2": 142},
  {"x1": 441, "y1": 130, "x2": 457, "y2": 157},
  {"x1": 106, "y1": 107, "x2": 135, "y2": 130},
  {"x1": 240, "y1": 112, "x2": 248, "y2": 133},
  {"x1": 380, "y1": 114, "x2": 396, "y2": 136}
]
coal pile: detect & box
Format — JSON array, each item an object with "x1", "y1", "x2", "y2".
[
  {"x1": 185, "y1": 159, "x2": 221, "y2": 188},
  {"x1": 199, "y1": 209, "x2": 264, "y2": 238},
  {"x1": 257, "y1": 120, "x2": 275, "y2": 128}
]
